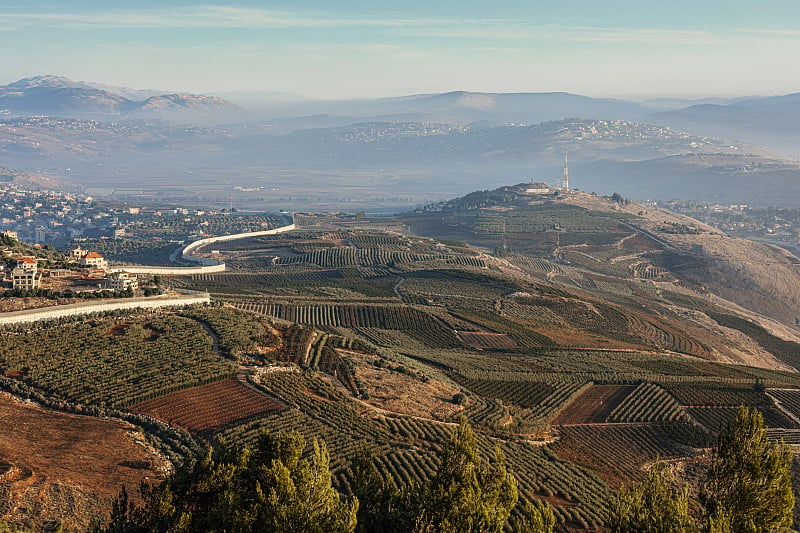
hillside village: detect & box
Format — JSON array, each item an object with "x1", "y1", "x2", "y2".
[{"x1": 0, "y1": 234, "x2": 149, "y2": 304}]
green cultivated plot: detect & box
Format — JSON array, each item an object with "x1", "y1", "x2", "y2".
[{"x1": 0, "y1": 315, "x2": 236, "y2": 407}]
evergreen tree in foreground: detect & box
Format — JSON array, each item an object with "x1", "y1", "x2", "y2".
[
  {"x1": 610, "y1": 406, "x2": 795, "y2": 533},
  {"x1": 352, "y1": 417, "x2": 540, "y2": 533},
  {"x1": 608, "y1": 459, "x2": 695, "y2": 533},
  {"x1": 101, "y1": 433, "x2": 357, "y2": 533},
  {"x1": 703, "y1": 406, "x2": 794, "y2": 533},
  {"x1": 101, "y1": 419, "x2": 555, "y2": 532},
  {"x1": 414, "y1": 418, "x2": 518, "y2": 532},
  {"x1": 515, "y1": 500, "x2": 556, "y2": 533}
]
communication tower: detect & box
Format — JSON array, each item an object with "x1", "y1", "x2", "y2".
[{"x1": 562, "y1": 149, "x2": 569, "y2": 190}]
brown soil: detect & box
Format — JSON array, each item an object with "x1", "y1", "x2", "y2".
[
  {"x1": 551, "y1": 424, "x2": 694, "y2": 490},
  {"x1": 532, "y1": 325, "x2": 641, "y2": 350},
  {"x1": 565, "y1": 192, "x2": 800, "y2": 331},
  {"x1": 131, "y1": 378, "x2": 285, "y2": 433},
  {"x1": 0, "y1": 393, "x2": 167, "y2": 532},
  {"x1": 552, "y1": 384, "x2": 637, "y2": 425},
  {"x1": 107, "y1": 322, "x2": 131, "y2": 336}
]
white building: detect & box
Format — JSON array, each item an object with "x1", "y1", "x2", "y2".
[
  {"x1": 11, "y1": 267, "x2": 41, "y2": 290},
  {"x1": 106, "y1": 271, "x2": 138, "y2": 291},
  {"x1": 70, "y1": 246, "x2": 86, "y2": 260},
  {"x1": 16, "y1": 257, "x2": 38, "y2": 272},
  {"x1": 79, "y1": 251, "x2": 108, "y2": 270}
]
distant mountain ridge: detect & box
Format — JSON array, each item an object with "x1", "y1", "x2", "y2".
[
  {"x1": 0, "y1": 75, "x2": 244, "y2": 122},
  {"x1": 651, "y1": 92, "x2": 800, "y2": 156},
  {"x1": 4, "y1": 76, "x2": 800, "y2": 157},
  {"x1": 266, "y1": 90, "x2": 648, "y2": 125}
]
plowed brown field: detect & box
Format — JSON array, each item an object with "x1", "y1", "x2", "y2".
[
  {"x1": 132, "y1": 378, "x2": 285, "y2": 433},
  {"x1": 552, "y1": 384, "x2": 636, "y2": 425},
  {"x1": 456, "y1": 331, "x2": 518, "y2": 350}
]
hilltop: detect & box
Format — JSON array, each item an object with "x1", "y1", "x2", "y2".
[{"x1": 402, "y1": 186, "x2": 800, "y2": 367}]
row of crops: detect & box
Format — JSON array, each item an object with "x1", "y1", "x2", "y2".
[
  {"x1": 131, "y1": 378, "x2": 285, "y2": 433},
  {"x1": 275, "y1": 247, "x2": 444, "y2": 268},
  {"x1": 448, "y1": 307, "x2": 556, "y2": 348},
  {"x1": 129, "y1": 214, "x2": 287, "y2": 241},
  {"x1": 665, "y1": 382, "x2": 768, "y2": 406},
  {"x1": 399, "y1": 274, "x2": 508, "y2": 300},
  {"x1": 631, "y1": 261, "x2": 669, "y2": 279},
  {"x1": 446, "y1": 204, "x2": 632, "y2": 234},
  {"x1": 769, "y1": 389, "x2": 800, "y2": 422},
  {"x1": 269, "y1": 325, "x2": 365, "y2": 396},
  {"x1": 551, "y1": 424, "x2": 690, "y2": 486},
  {"x1": 234, "y1": 302, "x2": 461, "y2": 348},
  {"x1": 180, "y1": 306, "x2": 279, "y2": 359},
  {"x1": 687, "y1": 406, "x2": 799, "y2": 433},
  {"x1": 606, "y1": 382, "x2": 691, "y2": 423},
  {"x1": 350, "y1": 234, "x2": 408, "y2": 250},
  {"x1": 407, "y1": 342, "x2": 800, "y2": 388},
  {"x1": 0, "y1": 314, "x2": 236, "y2": 408},
  {"x1": 183, "y1": 271, "x2": 396, "y2": 300},
  {"x1": 453, "y1": 377, "x2": 590, "y2": 422}
]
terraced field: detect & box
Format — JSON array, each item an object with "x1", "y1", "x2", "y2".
[
  {"x1": 551, "y1": 424, "x2": 691, "y2": 487},
  {"x1": 8, "y1": 191, "x2": 800, "y2": 531},
  {"x1": 456, "y1": 331, "x2": 518, "y2": 350}
]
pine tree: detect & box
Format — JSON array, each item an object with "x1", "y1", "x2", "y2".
[
  {"x1": 703, "y1": 406, "x2": 794, "y2": 533},
  {"x1": 516, "y1": 500, "x2": 556, "y2": 533},
  {"x1": 415, "y1": 417, "x2": 518, "y2": 533},
  {"x1": 252, "y1": 435, "x2": 358, "y2": 533},
  {"x1": 609, "y1": 459, "x2": 695, "y2": 533},
  {"x1": 101, "y1": 432, "x2": 357, "y2": 533},
  {"x1": 350, "y1": 443, "x2": 418, "y2": 533}
]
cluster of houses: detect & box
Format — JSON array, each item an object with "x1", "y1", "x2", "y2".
[
  {"x1": 68, "y1": 246, "x2": 139, "y2": 292},
  {"x1": 2, "y1": 242, "x2": 139, "y2": 292}
]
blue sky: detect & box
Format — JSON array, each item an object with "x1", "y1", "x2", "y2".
[{"x1": 2, "y1": 1, "x2": 800, "y2": 99}]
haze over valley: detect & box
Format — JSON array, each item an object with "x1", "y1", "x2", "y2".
[{"x1": 1, "y1": 76, "x2": 800, "y2": 210}]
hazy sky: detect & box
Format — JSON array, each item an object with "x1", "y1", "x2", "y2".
[{"x1": 2, "y1": 1, "x2": 800, "y2": 100}]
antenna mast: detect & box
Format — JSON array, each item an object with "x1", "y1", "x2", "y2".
[{"x1": 562, "y1": 149, "x2": 569, "y2": 190}]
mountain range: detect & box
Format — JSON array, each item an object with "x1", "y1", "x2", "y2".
[
  {"x1": 0, "y1": 76, "x2": 244, "y2": 123},
  {"x1": 1, "y1": 75, "x2": 800, "y2": 208},
  {"x1": 654, "y1": 94, "x2": 800, "y2": 157}
]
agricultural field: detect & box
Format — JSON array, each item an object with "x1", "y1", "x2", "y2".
[
  {"x1": 8, "y1": 187, "x2": 800, "y2": 531},
  {"x1": 0, "y1": 314, "x2": 237, "y2": 408},
  {"x1": 180, "y1": 306, "x2": 281, "y2": 360},
  {"x1": 769, "y1": 389, "x2": 800, "y2": 423},
  {"x1": 118, "y1": 213, "x2": 289, "y2": 242},
  {"x1": 551, "y1": 424, "x2": 693, "y2": 487},
  {"x1": 552, "y1": 384, "x2": 637, "y2": 425},
  {"x1": 131, "y1": 377, "x2": 285, "y2": 434}
]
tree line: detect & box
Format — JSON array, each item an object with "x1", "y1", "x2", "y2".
[{"x1": 96, "y1": 407, "x2": 793, "y2": 533}]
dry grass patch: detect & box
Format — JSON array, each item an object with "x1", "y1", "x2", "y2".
[{"x1": 351, "y1": 353, "x2": 464, "y2": 420}]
